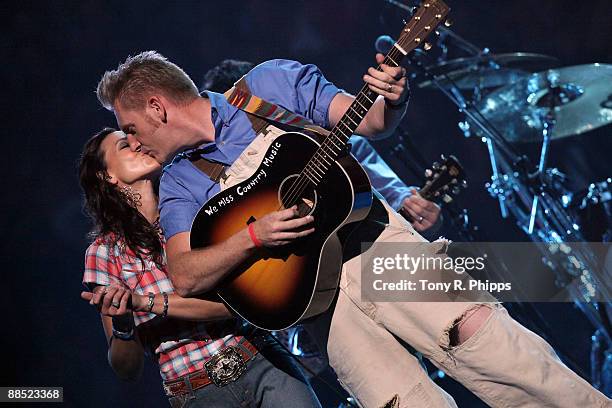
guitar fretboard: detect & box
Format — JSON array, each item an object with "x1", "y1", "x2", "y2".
[{"x1": 300, "y1": 47, "x2": 406, "y2": 187}]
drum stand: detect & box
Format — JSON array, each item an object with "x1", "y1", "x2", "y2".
[{"x1": 405, "y1": 28, "x2": 611, "y2": 394}]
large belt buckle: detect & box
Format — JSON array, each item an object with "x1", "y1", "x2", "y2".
[{"x1": 204, "y1": 346, "x2": 247, "y2": 387}]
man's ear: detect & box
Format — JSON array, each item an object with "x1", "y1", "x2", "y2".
[{"x1": 147, "y1": 95, "x2": 168, "y2": 124}]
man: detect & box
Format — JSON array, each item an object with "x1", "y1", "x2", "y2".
[
  {"x1": 97, "y1": 51, "x2": 610, "y2": 408},
  {"x1": 201, "y1": 59, "x2": 442, "y2": 234}
]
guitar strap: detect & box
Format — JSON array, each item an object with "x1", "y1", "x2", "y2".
[{"x1": 189, "y1": 76, "x2": 331, "y2": 184}]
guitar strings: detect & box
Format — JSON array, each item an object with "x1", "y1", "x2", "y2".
[
  {"x1": 279, "y1": 47, "x2": 405, "y2": 211},
  {"x1": 280, "y1": 49, "x2": 403, "y2": 208}
]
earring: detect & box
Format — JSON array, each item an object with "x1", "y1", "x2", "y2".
[{"x1": 120, "y1": 185, "x2": 142, "y2": 207}]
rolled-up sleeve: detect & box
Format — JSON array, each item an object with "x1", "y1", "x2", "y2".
[
  {"x1": 246, "y1": 59, "x2": 342, "y2": 129},
  {"x1": 350, "y1": 136, "x2": 412, "y2": 210},
  {"x1": 83, "y1": 239, "x2": 123, "y2": 290}
]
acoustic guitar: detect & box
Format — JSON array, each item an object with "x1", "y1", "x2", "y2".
[{"x1": 190, "y1": 0, "x2": 450, "y2": 330}]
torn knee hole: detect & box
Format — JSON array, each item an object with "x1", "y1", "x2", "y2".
[{"x1": 445, "y1": 305, "x2": 493, "y2": 348}]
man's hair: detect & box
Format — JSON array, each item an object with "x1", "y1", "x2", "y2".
[
  {"x1": 97, "y1": 51, "x2": 199, "y2": 111},
  {"x1": 200, "y1": 59, "x2": 255, "y2": 93}
]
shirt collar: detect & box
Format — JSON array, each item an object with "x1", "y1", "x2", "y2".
[{"x1": 181, "y1": 91, "x2": 239, "y2": 157}]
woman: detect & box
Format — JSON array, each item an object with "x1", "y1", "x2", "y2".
[{"x1": 78, "y1": 128, "x2": 320, "y2": 407}]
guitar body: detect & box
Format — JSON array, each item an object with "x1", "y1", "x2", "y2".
[{"x1": 190, "y1": 131, "x2": 372, "y2": 330}]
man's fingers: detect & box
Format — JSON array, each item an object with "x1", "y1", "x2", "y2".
[
  {"x1": 406, "y1": 196, "x2": 436, "y2": 214},
  {"x1": 404, "y1": 206, "x2": 429, "y2": 231},
  {"x1": 379, "y1": 64, "x2": 406, "y2": 81},
  {"x1": 367, "y1": 67, "x2": 395, "y2": 84},
  {"x1": 277, "y1": 206, "x2": 299, "y2": 221},
  {"x1": 276, "y1": 227, "x2": 316, "y2": 240},
  {"x1": 280, "y1": 215, "x2": 314, "y2": 230},
  {"x1": 81, "y1": 291, "x2": 93, "y2": 301},
  {"x1": 407, "y1": 190, "x2": 439, "y2": 213}
]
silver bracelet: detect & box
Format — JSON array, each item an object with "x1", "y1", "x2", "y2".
[
  {"x1": 161, "y1": 292, "x2": 169, "y2": 318},
  {"x1": 146, "y1": 292, "x2": 155, "y2": 313}
]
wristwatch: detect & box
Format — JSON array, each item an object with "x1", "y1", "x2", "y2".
[{"x1": 112, "y1": 326, "x2": 135, "y2": 341}]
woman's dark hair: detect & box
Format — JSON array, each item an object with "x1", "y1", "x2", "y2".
[{"x1": 78, "y1": 127, "x2": 163, "y2": 267}]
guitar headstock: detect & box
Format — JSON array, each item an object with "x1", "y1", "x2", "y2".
[
  {"x1": 394, "y1": 0, "x2": 450, "y2": 56},
  {"x1": 420, "y1": 154, "x2": 467, "y2": 204}
]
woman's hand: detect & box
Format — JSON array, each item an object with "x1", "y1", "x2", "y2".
[{"x1": 81, "y1": 285, "x2": 145, "y2": 317}]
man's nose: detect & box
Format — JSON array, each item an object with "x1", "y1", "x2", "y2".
[{"x1": 126, "y1": 134, "x2": 141, "y2": 152}]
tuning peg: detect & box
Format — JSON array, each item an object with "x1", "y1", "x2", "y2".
[
  {"x1": 423, "y1": 42, "x2": 432, "y2": 51},
  {"x1": 444, "y1": 18, "x2": 453, "y2": 27},
  {"x1": 441, "y1": 165, "x2": 447, "y2": 172},
  {"x1": 442, "y1": 194, "x2": 453, "y2": 203},
  {"x1": 461, "y1": 180, "x2": 468, "y2": 188},
  {"x1": 432, "y1": 162, "x2": 440, "y2": 170},
  {"x1": 452, "y1": 186, "x2": 461, "y2": 195},
  {"x1": 435, "y1": 30, "x2": 440, "y2": 36},
  {"x1": 425, "y1": 169, "x2": 433, "y2": 178},
  {"x1": 451, "y1": 178, "x2": 458, "y2": 184},
  {"x1": 440, "y1": 154, "x2": 447, "y2": 160},
  {"x1": 443, "y1": 185, "x2": 450, "y2": 191}
]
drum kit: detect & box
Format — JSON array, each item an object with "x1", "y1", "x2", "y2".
[
  {"x1": 394, "y1": 0, "x2": 612, "y2": 396},
  {"x1": 274, "y1": 3, "x2": 612, "y2": 403}
]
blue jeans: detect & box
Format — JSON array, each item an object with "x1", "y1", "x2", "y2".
[{"x1": 168, "y1": 339, "x2": 321, "y2": 408}]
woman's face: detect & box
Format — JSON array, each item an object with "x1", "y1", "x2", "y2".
[{"x1": 101, "y1": 131, "x2": 161, "y2": 185}]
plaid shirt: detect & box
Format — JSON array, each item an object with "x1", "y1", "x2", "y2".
[{"x1": 83, "y1": 234, "x2": 244, "y2": 381}]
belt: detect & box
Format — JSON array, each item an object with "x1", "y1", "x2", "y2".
[{"x1": 163, "y1": 339, "x2": 260, "y2": 396}]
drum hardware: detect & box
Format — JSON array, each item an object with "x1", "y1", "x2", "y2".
[{"x1": 383, "y1": 0, "x2": 611, "y2": 391}]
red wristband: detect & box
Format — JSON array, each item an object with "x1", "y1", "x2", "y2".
[{"x1": 247, "y1": 223, "x2": 263, "y2": 248}]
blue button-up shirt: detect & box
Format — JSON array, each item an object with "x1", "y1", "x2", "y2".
[{"x1": 159, "y1": 59, "x2": 411, "y2": 240}]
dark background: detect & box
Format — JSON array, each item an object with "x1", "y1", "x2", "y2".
[{"x1": 5, "y1": 0, "x2": 612, "y2": 406}]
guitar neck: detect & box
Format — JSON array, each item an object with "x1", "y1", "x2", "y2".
[
  {"x1": 289, "y1": 0, "x2": 449, "y2": 204},
  {"x1": 302, "y1": 51, "x2": 407, "y2": 188}
]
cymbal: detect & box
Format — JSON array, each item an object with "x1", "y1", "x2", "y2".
[
  {"x1": 472, "y1": 63, "x2": 612, "y2": 143},
  {"x1": 417, "y1": 52, "x2": 559, "y2": 90}
]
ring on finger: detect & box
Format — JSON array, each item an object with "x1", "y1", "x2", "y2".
[
  {"x1": 386, "y1": 83, "x2": 393, "y2": 92},
  {"x1": 418, "y1": 216, "x2": 424, "y2": 222},
  {"x1": 111, "y1": 301, "x2": 120, "y2": 308}
]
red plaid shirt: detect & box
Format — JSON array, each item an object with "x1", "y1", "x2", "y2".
[{"x1": 83, "y1": 234, "x2": 244, "y2": 381}]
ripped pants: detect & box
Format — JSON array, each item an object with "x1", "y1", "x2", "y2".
[{"x1": 327, "y1": 201, "x2": 610, "y2": 408}]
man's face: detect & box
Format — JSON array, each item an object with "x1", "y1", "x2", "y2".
[{"x1": 114, "y1": 100, "x2": 173, "y2": 164}]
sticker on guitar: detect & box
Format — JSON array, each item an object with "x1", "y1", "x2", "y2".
[{"x1": 203, "y1": 141, "x2": 283, "y2": 215}]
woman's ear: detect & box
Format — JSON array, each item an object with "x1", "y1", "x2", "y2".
[{"x1": 97, "y1": 170, "x2": 117, "y2": 184}]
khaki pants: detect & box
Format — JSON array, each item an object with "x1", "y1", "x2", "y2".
[
  {"x1": 327, "y1": 201, "x2": 610, "y2": 408},
  {"x1": 223, "y1": 129, "x2": 610, "y2": 408}
]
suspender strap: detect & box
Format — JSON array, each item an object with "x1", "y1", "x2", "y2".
[{"x1": 187, "y1": 152, "x2": 227, "y2": 183}]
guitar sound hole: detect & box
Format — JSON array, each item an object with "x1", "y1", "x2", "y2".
[{"x1": 278, "y1": 174, "x2": 317, "y2": 217}]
